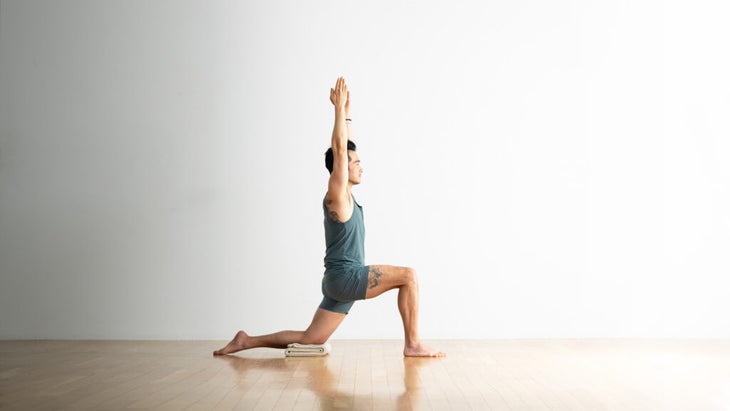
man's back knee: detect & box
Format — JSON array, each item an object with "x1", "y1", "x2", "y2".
[{"x1": 300, "y1": 334, "x2": 328, "y2": 345}]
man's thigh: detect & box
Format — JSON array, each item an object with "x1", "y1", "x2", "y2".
[{"x1": 364, "y1": 265, "x2": 415, "y2": 299}]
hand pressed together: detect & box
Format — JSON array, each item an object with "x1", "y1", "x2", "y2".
[{"x1": 329, "y1": 76, "x2": 350, "y2": 113}]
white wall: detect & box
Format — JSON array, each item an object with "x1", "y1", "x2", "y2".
[{"x1": 1, "y1": 0, "x2": 728, "y2": 340}]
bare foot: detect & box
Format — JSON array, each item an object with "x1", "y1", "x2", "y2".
[
  {"x1": 404, "y1": 342, "x2": 445, "y2": 357},
  {"x1": 214, "y1": 330, "x2": 250, "y2": 355}
]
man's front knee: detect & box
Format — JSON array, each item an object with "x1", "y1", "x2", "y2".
[{"x1": 404, "y1": 267, "x2": 418, "y2": 286}]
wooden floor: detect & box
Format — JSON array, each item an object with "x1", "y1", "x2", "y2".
[{"x1": 1, "y1": 339, "x2": 729, "y2": 410}]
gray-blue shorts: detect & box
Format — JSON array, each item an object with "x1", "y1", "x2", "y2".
[{"x1": 319, "y1": 265, "x2": 370, "y2": 314}]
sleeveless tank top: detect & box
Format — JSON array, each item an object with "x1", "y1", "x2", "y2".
[{"x1": 323, "y1": 195, "x2": 365, "y2": 270}]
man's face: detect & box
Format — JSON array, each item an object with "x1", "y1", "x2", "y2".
[{"x1": 348, "y1": 150, "x2": 363, "y2": 185}]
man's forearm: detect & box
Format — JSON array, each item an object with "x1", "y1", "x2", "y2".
[
  {"x1": 332, "y1": 108, "x2": 348, "y2": 151},
  {"x1": 345, "y1": 110, "x2": 353, "y2": 142}
]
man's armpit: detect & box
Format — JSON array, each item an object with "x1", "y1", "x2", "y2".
[{"x1": 328, "y1": 210, "x2": 340, "y2": 222}]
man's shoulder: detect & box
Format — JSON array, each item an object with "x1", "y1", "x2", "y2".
[{"x1": 324, "y1": 191, "x2": 352, "y2": 205}]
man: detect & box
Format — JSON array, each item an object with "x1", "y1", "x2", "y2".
[{"x1": 214, "y1": 77, "x2": 443, "y2": 357}]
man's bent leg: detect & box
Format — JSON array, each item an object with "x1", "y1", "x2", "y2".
[
  {"x1": 213, "y1": 308, "x2": 346, "y2": 355},
  {"x1": 365, "y1": 265, "x2": 444, "y2": 357}
]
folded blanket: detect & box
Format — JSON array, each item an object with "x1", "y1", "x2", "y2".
[{"x1": 284, "y1": 342, "x2": 331, "y2": 357}]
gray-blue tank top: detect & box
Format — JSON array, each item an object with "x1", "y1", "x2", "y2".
[{"x1": 323, "y1": 195, "x2": 365, "y2": 270}]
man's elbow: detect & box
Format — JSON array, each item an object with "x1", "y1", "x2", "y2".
[{"x1": 331, "y1": 143, "x2": 348, "y2": 155}]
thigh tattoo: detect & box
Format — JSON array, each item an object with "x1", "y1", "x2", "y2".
[{"x1": 368, "y1": 267, "x2": 383, "y2": 289}]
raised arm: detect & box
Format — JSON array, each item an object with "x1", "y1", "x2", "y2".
[{"x1": 325, "y1": 77, "x2": 353, "y2": 222}]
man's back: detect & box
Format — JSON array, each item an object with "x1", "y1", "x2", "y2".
[{"x1": 323, "y1": 194, "x2": 366, "y2": 271}]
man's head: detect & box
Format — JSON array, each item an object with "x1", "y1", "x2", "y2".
[{"x1": 325, "y1": 140, "x2": 363, "y2": 185}]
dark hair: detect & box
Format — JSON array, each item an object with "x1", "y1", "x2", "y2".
[{"x1": 324, "y1": 140, "x2": 357, "y2": 174}]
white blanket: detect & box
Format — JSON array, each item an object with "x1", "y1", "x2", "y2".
[{"x1": 284, "y1": 342, "x2": 331, "y2": 357}]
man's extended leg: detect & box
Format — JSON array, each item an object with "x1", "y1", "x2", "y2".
[
  {"x1": 365, "y1": 265, "x2": 444, "y2": 357},
  {"x1": 213, "y1": 308, "x2": 346, "y2": 355}
]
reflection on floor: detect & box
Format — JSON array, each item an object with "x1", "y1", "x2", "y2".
[{"x1": 1, "y1": 339, "x2": 729, "y2": 410}]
